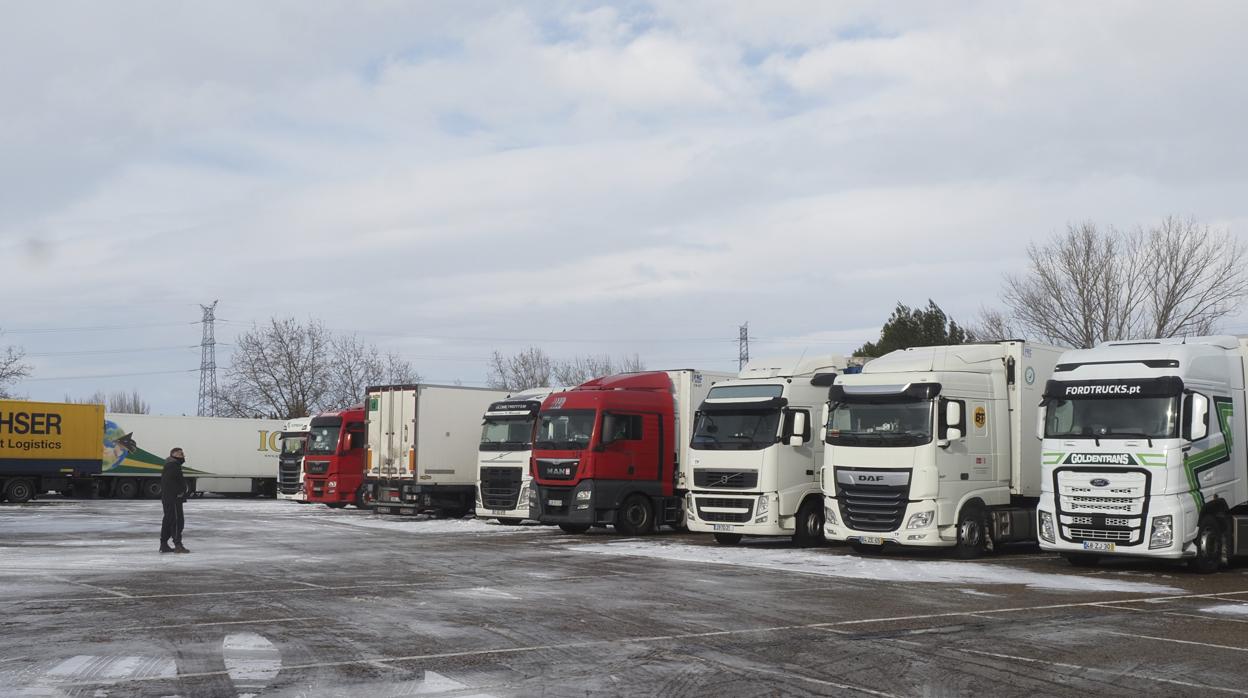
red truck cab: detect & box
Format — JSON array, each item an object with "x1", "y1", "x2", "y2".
[
  {"x1": 529, "y1": 372, "x2": 679, "y2": 535},
  {"x1": 303, "y1": 405, "x2": 368, "y2": 508}
]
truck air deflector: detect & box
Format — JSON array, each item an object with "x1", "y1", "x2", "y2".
[{"x1": 1055, "y1": 359, "x2": 1180, "y2": 372}]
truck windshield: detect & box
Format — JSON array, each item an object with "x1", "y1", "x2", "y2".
[
  {"x1": 1045, "y1": 397, "x2": 1179, "y2": 439},
  {"x1": 692, "y1": 409, "x2": 781, "y2": 450},
  {"x1": 534, "y1": 410, "x2": 595, "y2": 451},
  {"x1": 281, "y1": 434, "x2": 307, "y2": 456},
  {"x1": 827, "y1": 400, "x2": 933, "y2": 447},
  {"x1": 307, "y1": 425, "x2": 341, "y2": 455},
  {"x1": 480, "y1": 417, "x2": 535, "y2": 451}
]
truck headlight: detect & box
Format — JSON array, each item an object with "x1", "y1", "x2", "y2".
[
  {"x1": 754, "y1": 494, "x2": 769, "y2": 521},
  {"x1": 518, "y1": 482, "x2": 529, "y2": 503},
  {"x1": 1149, "y1": 515, "x2": 1173, "y2": 549},
  {"x1": 576, "y1": 489, "x2": 592, "y2": 501},
  {"x1": 1039, "y1": 510, "x2": 1054, "y2": 543},
  {"x1": 824, "y1": 504, "x2": 838, "y2": 526},
  {"x1": 906, "y1": 510, "x2": 934, "y2": 529},
  {"x1": 528, "y1": 487, "x2": 538, "y2": 507}
]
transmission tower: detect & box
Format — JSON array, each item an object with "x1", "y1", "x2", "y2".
[
  {"x1": 738, "y1": 322, "x2": 750, "y2": 370},
  {"x1": 198, "y1": 300, "x2": 219, "y2": 417}
]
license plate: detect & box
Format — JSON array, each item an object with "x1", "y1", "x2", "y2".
[
  {"x1": 1083, "y1": 541, "x2": 1116, "y2": 552},
  {"x1": 491, "y1": 510, "x2": 507, "y2": 515},
  {"x1": 548, "y1": 499, "x2": 563, "y2": 506},
  {"x1": 712, "y1": 524, "x2": 736, "y2": 532},
  {"x1": 859, "y1": 536, "x2": 883, "y2": 545}
]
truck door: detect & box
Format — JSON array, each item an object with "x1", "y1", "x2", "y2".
[{"x1": 597, "y1": 412, "x2": 654, "y2": 482}]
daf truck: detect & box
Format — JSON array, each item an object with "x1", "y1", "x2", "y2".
[
  {"x1": 476, "y1": 388, "x2": 559, "y2": 524},
  {"x1": 304, "y1": 405, "x2": 368, "y2": 508},
  {"x1": 366, "y1": 384, "x2": 510, "y2": 516},
  {"x1": 821, "y1": 342, "x2": 1063, "y2": 557},
  {"x1": 277, "y1": 417, "x2": 311, "y2": 502},
  {"x1": 529, "y1": 369, "x2": 733, "y2": 535},
  {"x1": 685, "y1": 356, "x2": 846, "y2": 546},
  {"x1": 1036, "y1": 336, "x2": 1248, "y2": 573}
]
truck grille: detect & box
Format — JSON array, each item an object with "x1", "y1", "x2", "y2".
[
  {"x1": 1055, "y1": 469, "x2": 1149, "y2": 545},
  {"x1": 536, "y1": 460, "x2": 578, "y2": 481},
  {"x1": 693, "y1": 470, "x2": 759, "y2": 489},
  {"x1": 1068, "y1": 528, "x2": 1133, "y2": 542},
  {"x1": 695, "y1": 497, "x2": 754, "y2": 523},
  {"x1": 305, "y1": 461, "x2": 329, "y2": 475},
  {"x1": 836, "y1": 483, "x2": 909, "y2": 532},
  {"x1": 278, "y1": 460, "x2": 302, "y2": 494},
  {"x1": 480, "y1": 467, "x2": 522, "y2": 509}
]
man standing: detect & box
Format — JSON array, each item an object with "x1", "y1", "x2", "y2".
[{"x1": 160, "y1": 447, "x2": 191, "y2": 554}]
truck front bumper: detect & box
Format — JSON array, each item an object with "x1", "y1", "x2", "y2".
[
  {"x1": 305, "y1": 476, "x2": 352, "y2": 504},
  {"x1": 823, "y1": 497, "x2": 954, "y2": 548},
  {"x1": 1037, "y1": 492, "x2": 1193, "y2": 559},
  {"x1": 532, "y1": 482, "x2": 597, "y2": 526},
  {"x1": 686, "y1": 491, "x2": 790, "y2": 536}
]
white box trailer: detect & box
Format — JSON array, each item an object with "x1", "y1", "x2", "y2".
[
  {"x1": 101, "y1": 413, "x2": 286, "y2": 497},
  {"x1": 367, "y1": 384, "x2": 510, "y2": 516}
]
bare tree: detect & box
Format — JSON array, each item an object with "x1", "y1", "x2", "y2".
[
  {"x1": 67, "y1": 390, "x2": 152, "y2": 414},
  {"x1": 486, "y1": 347, "x2": 553, "y2": 391},
  {"x1": 218, "y1": 318, "x2": 334, "y2": 419},
  {"x1": 989, "y1": 219, "x2": 1246, "y2": 348},
  {"x1": 553, "y1": 353, "x2": 646, "y2": 386},
  {"x1": 326, "y1": 333, "x2": 420, "y2": 408},
  {"x1": 0, "y1": 338, "x2": 31, "y2": 399},
  {"x1": 969, "y1": 307, "x2": 1019, "y2": 342}
]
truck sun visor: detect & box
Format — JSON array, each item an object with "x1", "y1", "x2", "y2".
[
  {"x1": 828, "y1": 383, "x2": 941, "y2": 402},
  {"x1": 698, "y1": 396, "x2": 788, "y2": 413},
  {"x1": 1043, "y1": 376, "x2": 1184, "y2": 400}
]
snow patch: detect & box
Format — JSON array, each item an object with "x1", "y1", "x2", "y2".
[
  {"x1": 1200, "y1": 603, "x2": 1248, "y2": 616},
  {"x1": 455, "y1": 586, "x2": 520, "y2": 600},
  {"x1": 564, "y1": 540, "x2": 1185, "y2": 594},
  {"x1": 223, "y1": 632, "x2": 281, "y2": 697},
  {"x1": 318, "y1": 515, "x2": 550, "y2": 535}
]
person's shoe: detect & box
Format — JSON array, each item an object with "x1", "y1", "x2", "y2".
[
  {"x1": 160, "y1": 545, "x2": 174, "y2": 553},
  {"x1": 174, "y1": 545, "x2": 190, "y2": 554}
]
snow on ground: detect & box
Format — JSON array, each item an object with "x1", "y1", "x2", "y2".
[
  {"x1": 563, "y1": 540, "x2": 1185, "y2": 594},
  {"x1": 314, "y1": 513, "x2": 549, "y2": 535},
  {"x1": 1200, "y1": 603, "x2": 1248, "y2": 616}
]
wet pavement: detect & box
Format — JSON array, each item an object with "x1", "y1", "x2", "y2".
[{"x1": 2, "y1": 498, "x2": 1246, "y2": 697}]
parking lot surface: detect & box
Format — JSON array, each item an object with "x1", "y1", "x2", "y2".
[{"x1": 2, "y1": 498, "x2": 1247, "y2": 697}]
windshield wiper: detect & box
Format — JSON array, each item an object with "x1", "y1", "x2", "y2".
[{"x1": 1099, "y1": 431, "x2": 1155, "y2": 447}]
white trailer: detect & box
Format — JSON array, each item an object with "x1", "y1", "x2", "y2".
[
  {"x1": 685, "y1": 356, "x2": 846, "y2": 546},
  {"x1": 1037, "y1": 336, "x2": 1248, "y2": 572},
  {"x1": 476, "y1": 387, "x2": 560, "y2": 523},
  {"x1": 101, "y1": 413, "x2": 286, "y2": 497},
  {"x1": 821, "y1": 342, "x2": 1064, "y2": 557},
  {"x1": 367, "y1": 384, "x2": 510, "y2": 516},
  {"x1": 276, "y1": 417, "x2": 312, "y2": 502}
]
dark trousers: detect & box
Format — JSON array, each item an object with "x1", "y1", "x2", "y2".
[{"x1": 160, "y1": 499, "x2": 185, "y2": 546}]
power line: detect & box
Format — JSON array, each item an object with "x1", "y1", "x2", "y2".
[
  {"x1": 21, "y1": 368, "x2": 199, "y2": 382},
  {"x1": 3, "y1": 321, "x2": 198, "y2": 334},
  {"x1": 25, "y1": 345, "x2": 201, "y2": 358}
]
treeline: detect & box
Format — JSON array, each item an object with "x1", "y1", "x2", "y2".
[{"x1": 485, "y1": 347, "x2": 645, "y2": 392}]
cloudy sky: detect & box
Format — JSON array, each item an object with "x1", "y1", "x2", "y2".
[{"x1": 3, "y1": 1, "x2": 1248, "y2": 414}]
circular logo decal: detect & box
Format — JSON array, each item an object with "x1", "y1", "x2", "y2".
[
  {"x1": 973, "y1": 407, "x2": 987, "y2": 429},
  {"x1": 1024, "y1": 367, "x2": 1036, "y2": 385}
]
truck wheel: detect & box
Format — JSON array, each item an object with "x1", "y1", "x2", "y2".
[
  {"x1": 558, "y1": 523, "x2": 590, "y2": 534},
  {"x1": 954, "y1": 505, "x2": 989, "y2": 559},
  {"x1": 713, "y1": 532, "x2": 743, "y2": 545},
  {"x1": 4, "y1": 478, "x2": 35, "y2": 504},
  {"x1": 141, "y1": 480, "x2": 162, "y2": 499},
  {"x1": 792, "y1": 498, "x2": 826, "y2": 548},
  {"x1": 112, "y1": 478, "x2": 139, "y2": 499},
  {"x1": 1188, "y1": 514, "x2": 1226, "y2": 574},
  {"x1": 354, "y1": 485, "x2": 371, "y2": 509},
  {"x1": 1062, "y1": 553, "x2": 1100, "y2": 568},
  {"x1": 615, "y1": 495, "x2": 655, "y2": 536}
]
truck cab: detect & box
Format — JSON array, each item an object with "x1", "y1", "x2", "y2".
[
  {"x1": 277, "y1": 417, "x2": 312, "y2": 502},
  {"x1": 476, "y1": 388, "x2": 558, "y2": 524},
  {"x1": 303, "y1": 406, "x2": 368, "y2": 508},
  {"x1": 685, "y1": 356, "x2": 846, "y2": 546},
  {"x1": 1037, "y1": 336, "x2": 1248, "y2": 572}
]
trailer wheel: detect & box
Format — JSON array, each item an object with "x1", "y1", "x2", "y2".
[
  {"x1": 111, "y1": 478, "x2": 139, "y2": 499},
  {"x1": 4, "y1": 478, "x2": 34, "y2": 504},
  {"x1": 1188, "y1": 514, "x2": 1226, "y2": 574},
  {"x1": 792, "y1": 498, "x2": 826, "y2": 548},
  {"x1": 558, "y1": 523, "x2": 590, "y2": 534},
  {"x1": 141, "y1": 480, "x2": 163, "y2": 499},
  {"x1": 1062, "y1": 553, "x2": 1100, "y2": 568},
  {"x1": 713, "y1": 532, "x2": 743, "y2": 545},
  {"x1": 953, "y1": 504, "x2": 989, "y2": 559},
  {"x1": 615, "y1": 495, "x2": 655, "y2": 536}
]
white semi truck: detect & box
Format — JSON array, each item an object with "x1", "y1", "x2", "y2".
[
  {"x1": 685, "y1": 356, "x2": 846, "y2": 546},
  {"x1": 276, "y1": 417, "x2": 311, "y2": 502},
  {"x1": 366, "y1": 384, "x2": 510, "y2": 516},
  {"x1": 1037, "y1": 336, "x2": 1248, "y2": 572},
  {"x1": 822, "y1": 342, "x2": 1064, "y2": 557},
  {"x1": 475, "y1": 388, "x2": 559, "y2": 524}
]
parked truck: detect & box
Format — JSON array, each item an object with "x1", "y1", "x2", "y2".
[
  {"x1": 821, "y1": 342, "x2": 1063, "y2": 557},
  {"x1": 0, "y1": 400, "x2": 108, "y2": 502},
  {"x1": 685, "y1": 356, "x2": 846, "y2": 546},
  {"x1": 277, "y1": 417, "x2": 311, "y2": 502},
  {"x1": 476, "y1": 388, "x2": 559, "y2": 524},
  {"x1": 303, "y1": 405, "x2": 368, "y2": 508},
  {"x1": 529, "y1": 369, "x2": 733, "y2": 535},
  {"x1": 366, "y1": 384, "x2": 510, "y2": 516},
  {"x1": 1036, "y1": 336, "x2": 1248, "y2": 572}
]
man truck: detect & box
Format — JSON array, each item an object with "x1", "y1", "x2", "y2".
[
  {"x1": 304, "y1": 405, "x2": 368, "y2": 508},
  {"x1": 529, "y1": 369, "x2": 733, "y2": 535},
  {"x1": 685, "y1": 356, "x2": 846, "y2": 546},
  {"x1": 1037, "y1": 336, "x2": 1248, "y2": 573},
  {"x1": 277, "y1": 417, "x2": 311, "y2": 502},
  {"x1": 821, "y1": 342, "x2": 1063, "y2": 557},
  {"x1": 366, "y1": 384, "x2": 509, "y2": 516},
  {"x1": 476, "y1": 388, "x2": 559, "y2": 524}
]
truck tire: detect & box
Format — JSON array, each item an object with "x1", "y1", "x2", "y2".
[
  {"x1": 112, "y1": 478, "x2": 139, "y2": 499},
  {"x1": 953, "y1": 505, "x2": 989, "y2": 559},
  {"x1": 615, "y1": 494, "x2": 655, "y2": 536},
  {"x1": 1062, "y1": 553, "x2": 1100, "y2": 568},
  {"x1": 4, "y1": 478, "x2": 35, "y2": 504},
  {"x1": 792, "y1": 498, "x2": 826, "y2": 548},
  {"x1": 1188, "y1": 514, "x2": 1226, "y2": 574},
  {"x1": 141, "y1": 480, "x2": 163, "y2": 499},
  {"x1": 713, "y1": 532, "x2": 743, "y2": 545},
  {"x1": 558, "y1": 523, "x2": 590, "y2": 534},
  {"x1": 354, "y1": 485, "x2": 370, "y2": 509}
]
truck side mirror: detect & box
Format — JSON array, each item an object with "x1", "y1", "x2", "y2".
[
  {"x1": 820, "y1": 402, "x2": 830, "y2": 443},
  {"x1": 946, "y1": 400, "x2": 963, "y2": 430},
  {"x1": 1188, "y1": 393, "x2": 1209, "y2": 441},
  {"x1": 1036, "y1": 404, "x2": 1047, "y2": 441},
  {"x1": 788, "y1": 411, "x2": 807, "y2": 447}
]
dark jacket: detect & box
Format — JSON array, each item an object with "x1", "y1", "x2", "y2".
[{"x1": 161, "y1": 457, "x2": 188, "y2": 502}]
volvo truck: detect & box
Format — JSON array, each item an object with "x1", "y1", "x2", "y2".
[
  {"x1": 529, "y1": 369, "x2": 733, "y2": 535},
  {"x1": 1036, "y1": 336, "x2": 1248, "y2": 573},
  {"x1": 304, "y1": 405, "x2": 368, "y2": 508},
  {"x1": 476, "y1": 388, "x2": 559, "y2": 524},
  {"x1": 366, "y1": 384, "x2": 509, "y2": 516},
  {"x1": 277, "y1": 417, "x2": 311, "y2": 502},
  {"x1": 686, "y1": 356, "x2": 846, "y2": 546},
  {"x1": 821, "y1": 342, "x2": 1063, "y2": 557}
]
